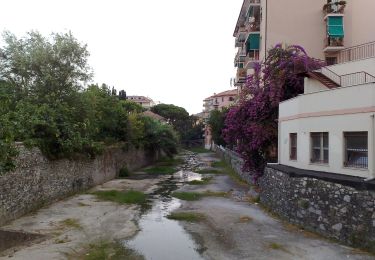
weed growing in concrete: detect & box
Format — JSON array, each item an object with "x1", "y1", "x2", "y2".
[
  {"x1": 69, "y1": 240, "x2": 144, "y2": 260},
  {"x1": 267, "y1": 242, "x2": 290, "y2": 253},
  {"x1": 171, "y1": 192, "x2": 203, "y2": 201},
  {"x1": 212, "y1": 160, "x2": 248, "y2": 186},
  {"x1": 60, "y1": 218, "x2": 82, "y2": 230},
  {"x1": 188, "y1": 177, "x2": 212, "y2": 185},
  {"x1": 188, "y1": 147, "x2": 211, "y2": 154},
  {"x1": 119, "y1": 167, "x2": 130, "y2": 177},
  {"x1": 167, "y1": 212, "x2": 206, "y2": 222},
  {"x1": 143, "y1": 166, "x2": 177, "y2": 175},
  {"x1": 93, "y1": 190, "x2": 147, "y2": 205}
]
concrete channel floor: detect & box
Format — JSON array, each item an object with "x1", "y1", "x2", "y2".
[{"x1": 0, "y1": 151, "x2": 374, "y2": 260}]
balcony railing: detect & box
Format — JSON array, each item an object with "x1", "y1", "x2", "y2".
[
  {"x1": 337, "y1": 41, "x2": 375, "y2": 63},
  {"x1": 244, "y1": 50, "x2": 260, "y2": 68},
  {"x1": 319, "y1": 67, "x2": 375, "y2": 88},
  {"x1": 325, "y1": 37, "x2": 344, "y2": 48}
]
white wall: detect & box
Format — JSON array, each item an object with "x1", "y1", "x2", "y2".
[
  {"x1": 328, "y1": 57, "x2": 375, "y2": 76},
  {"x1": 279, "y1": 82, "x2": 375, "y2": 178}
]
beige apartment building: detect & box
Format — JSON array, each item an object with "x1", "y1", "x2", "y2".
[
  {"x1": 233, "y1": 0, "x2": 375, "y2": 90},
  {"x1": 202, "y1": 89, "x2": 237, "y2": 149}
]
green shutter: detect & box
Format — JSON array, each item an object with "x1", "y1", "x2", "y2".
[
  {"x1": 328, "y1": 16, "x2": 344, "y2": 37},
  {"x1": 246, "y1": 33, "x2": 260, "y2": 51}
]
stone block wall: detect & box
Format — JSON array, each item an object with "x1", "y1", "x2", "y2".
[
  {"x1": 260, "y1": 166, "x2": 375, "y2": 250},
  {"x1": 0, "y1": 144, "x2": 159, "y2": 226},
  {"x1": 213, "y1": 145, "x2": 255, "y2": 185}
]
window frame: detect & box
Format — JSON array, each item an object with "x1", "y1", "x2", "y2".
[
  {"x1": 310, "y1": 132, "x2": 329, "y2": 164},
  {"x1": 289, "y1": 133, "x2": 297, "y2": 161},
  {"x1": 343, "y1": 131, "x2": 368, "y2": 169}
]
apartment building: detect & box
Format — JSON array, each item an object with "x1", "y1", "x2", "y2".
[
  {"x1": 233, "y1": 0, "x2": 375, "y2": 91},
  {"x1": 127, "y1": 96, "x2": 156, "y2": 109},
  {"x1": 202, "y1": 89, "x2": 237, "y2": 149}
]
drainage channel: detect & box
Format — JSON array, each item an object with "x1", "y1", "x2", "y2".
[{"x1": 124, "y1": 169, "x2": 205, "y2": 260}]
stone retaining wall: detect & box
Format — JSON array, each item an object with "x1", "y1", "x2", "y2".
[
  {"x1": 260, "y1": 166, "x2": 375, "y2": 250},
  {"x1": 0, "y1": 144, "x2": 159, "y2": 226},
  {"x1": 213, "y1": 145, "x2": 375, "y2": 250},
  {"x1": 212, "y1": 145, "x2": 255, "y2": 185}
]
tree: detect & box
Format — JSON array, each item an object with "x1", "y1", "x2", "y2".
[
  {"x1": 208, "y1": 109, "x2": 228, "y2": 146},
  {"x1": 0, "y1": 31, "x2": 92, "y2": 102},
  {"x1": 223, "y1": 45, "x2": 324, "y2": 181},
  {"x1": 151, "y1": 104, "x2": 190, "y2": 140}
]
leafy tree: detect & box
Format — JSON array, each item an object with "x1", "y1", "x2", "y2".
[
  {"x1": 208, "y1": 109, "x2": 228, "y2": 146},
  {"x1": 223, "y1": 45, "x2": 324, "y2": 181},
  {"x1": 151, "y1": 104, "x2": 194, "y2": 141}
]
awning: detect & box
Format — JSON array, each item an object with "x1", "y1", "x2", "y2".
[
  {"x1": 327, "y1": 16, "x2": 344, "y2": 37},
  {"x1": 246, "y1": 33, "x2": 260, "y2": 51}
]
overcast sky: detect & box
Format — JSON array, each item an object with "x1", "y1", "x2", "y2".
[{"x1": 0, "y1": 0, "x2": 242, "y2": 114}]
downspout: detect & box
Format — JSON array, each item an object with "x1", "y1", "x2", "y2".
[
  {"x1": 365, "y1": 114, "x2": 375, "y2": 181},
  {"x1": 277, "y1": 119, "x2": 281, "y2": 164},
  {"x1": 264, "y1": 0, "x2": 268, "y2": 61}
]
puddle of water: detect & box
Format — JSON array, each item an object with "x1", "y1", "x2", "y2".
[
  {"x1": 124, "y1": 172, "x2": 204, "y2": 260},
  {"x1": 0, "y1": 230, "x2": 45, "y2": 253}
]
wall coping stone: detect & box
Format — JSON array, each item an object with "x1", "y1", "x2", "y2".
[{"x1": 267, "y1": 164, "x2": 375, "y2": 190}]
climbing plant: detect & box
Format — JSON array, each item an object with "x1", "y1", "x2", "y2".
[{"x1": 223, "y1": 44, "x2": 324, "y2": 181}]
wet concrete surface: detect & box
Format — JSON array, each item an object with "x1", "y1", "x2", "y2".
[
  {"x1": 0, "y1": 230, "x2": 45, "y2": 253},
  {"x1": 1, "y1": 151, "x2": 374, "y2": 259}
]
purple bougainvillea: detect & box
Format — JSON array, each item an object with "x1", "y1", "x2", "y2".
[{"x1": 223, "y1": 45, "x2": 324, "y2": 181}]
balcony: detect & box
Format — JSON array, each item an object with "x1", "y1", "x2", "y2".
[
  {"x1": 323, "y1": 0, "x2": 346, "y2": 16},
  {"x1": 324, "y1": 37, "x2": 345, "y2": 52},
  {"x1": 234, "y1": 68, "x2": 247, "y2": 86},
  {"x1": 245, "y1": 5, "x2": 261, "y2": 33},
  {"x1": 235, "y1": 31, "x2": 247, "y2": 47}
]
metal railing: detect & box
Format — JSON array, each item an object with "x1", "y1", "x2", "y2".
[
  {"x1": 341, "y1": 71, "x2": 375, "y2": 87},
  {"x1": 337, "y1": 41, "x2": 375, "y2": 63},
  {"x1": 320, "y1": 67, "x2": 342, "y2": 85},
  {"x1": 318, "y1": 67, "x2": 375, "y2": 88}
]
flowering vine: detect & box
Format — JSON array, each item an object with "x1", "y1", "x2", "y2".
[{"x1": 223, "y1": 45, "x2": 324, "y2": 181}]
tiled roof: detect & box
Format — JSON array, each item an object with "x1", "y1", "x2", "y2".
[
  {"x1": 142, "y1": 111, "x2": 167, "y2": 122},
  {"x1": 204, "y1": 89, "x2": 238, "y2": 100},
  {"x1": 127, "y1": 96, "x2": 153, "y2": 103}
]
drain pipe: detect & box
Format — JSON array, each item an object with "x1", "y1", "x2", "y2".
[{"x1": 365, "y1": 114, "x2": 375, "y2": 181}]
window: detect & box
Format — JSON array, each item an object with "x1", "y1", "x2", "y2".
[
  {"x1": 229, "y1": 97, "x2": 234, "y2": 101},
  {"x1": 310, "y1": 132, "x2": 329, "y2": 164},
  {"x1": 289, "y1": 133, "x2": 297, "y2": 160},
  {"x1": 326, "y1": 57, "x2": 337, "y2": 66},
  {"x1": 222, "y1": 97, "x2": 224, "y2": 102},
  {"x1": 344, "y1": 132, "x2": 368, "y2": 168}
]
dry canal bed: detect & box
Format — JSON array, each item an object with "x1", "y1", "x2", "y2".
[{"x1": 0, "y1": 151, "x2": 373, "y2": 259}]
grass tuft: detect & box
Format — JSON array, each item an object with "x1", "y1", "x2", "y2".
[
  {"x1": 69, "y1": 240, "x2": 144, "y2": 260},
  {"x1": 211, "y1": 160, "x2": 248, "y2": 186},
  {"x1": 93, "y1": 190, "x2": 147, "y2": 205},
  {"x1": 167, "y1": 212, "x2": 206, "y2": 222},
  {"x1": 188, "y1": 147, "x2": 211, "y2": 154},
  {"x1": 143, "y1": 166, "x2": 177, "y2": 175},
  {"x1": 60, "y1": 218, "x2": 82, "y2": 230},
  {"x1": 171, "y1": 192, "x2": 203, "y2": 201},
  {"x1": 188, "y1": 177, "x2": 212, "y2": 185}
]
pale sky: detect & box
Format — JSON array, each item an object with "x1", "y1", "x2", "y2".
[{"x1": 0, "y1": 0, "x2": 242, "y2": 114}]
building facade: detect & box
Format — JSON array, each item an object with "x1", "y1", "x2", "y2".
[
  {"x1": 202, "y1": 89, "x2": 238, "y2": 149},
  {"x1": 233, "y1": 0, "x2": 375, "y2": 91},
  {"x1": 279, "y1": 42, "x2": 375, "y2": 179},
  {"x1": 127, "y1": 96, "x2": 156, "y2": 109}
]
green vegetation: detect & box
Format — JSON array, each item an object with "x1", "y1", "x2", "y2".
[
  {"x1": 167, "y1": 212, "x2": 206, "y2": 222},
  {"x1": 267, "y1": 242, "x2": 290, "y2": 254},
  {"x1": 0, "y1": 31, "x2": 179, "y2": 174},
  {"x1": 188, "y1": 147, "x2": 210, "y2": 154},
  {"x1": 60, "y1": 218, "x2": 82, "y2": 230},
  {"x1": 171, "y1": 192, "x2": 203, "y2": 201},
  {"x1": 69, "y1": 241, "x2": 144, "y2": 260},
  {"x1": 151, "y1": 104, "x2": 203, "y2": 142},
  {"x1": 208, "y1": 109, "x2": 228, "y2": 146},
  {"x1": 118, "y1": 167, "x2": 130, "y2": 178},
  {"x1": 144, "y1": 166, "x2": 177, "y2": 175},
  {"x1": 172, "y1": 190, "x2": 228, "y2": 201},
  {"x1": 188, "y1": 177, "x2": 212, "y2": 185},
  {"x1": 211, "y1": 160, "x2": 248, "y2": 186},
  {"x1": 155, "y1": 156, "x2": 184, "y2": 167},
  {"x1": 93, "y1": 190, "x2": 147, "y2": 205}
]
